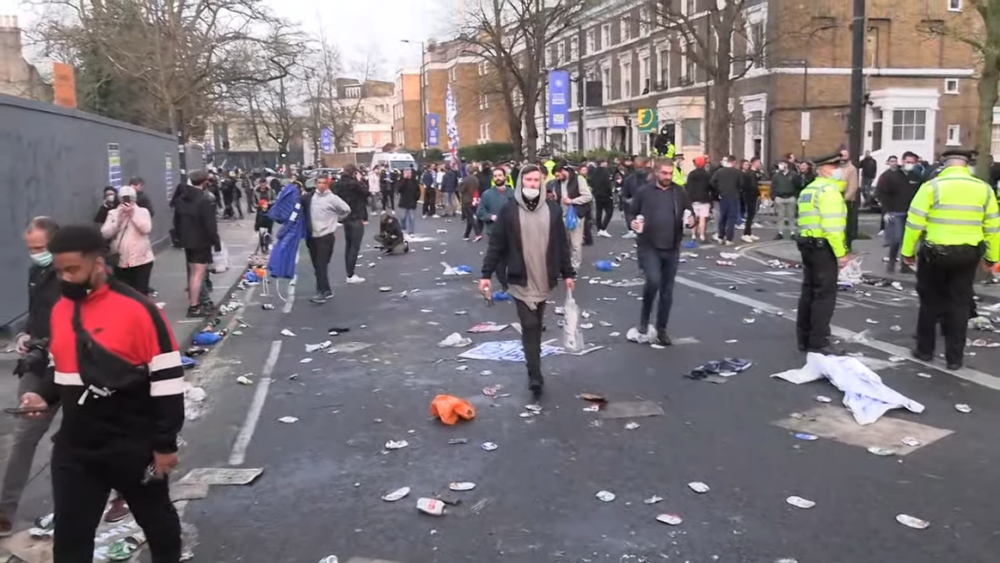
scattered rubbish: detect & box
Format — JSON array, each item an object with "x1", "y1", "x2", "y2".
[
  {"x1": 262, "y1": 304, "x2": 276, "y2": 310},
  {"x1": 180, "y1": 467, "x2": 264, "y2": 486},
  {"x1": 192, "y1": 331, "x2": 223, "y2": 346},
  {"x1": 454, "y1": 310, "x2": 467, "y2": 315},
  {"x1": 716, "y1": 260, "x2": 736, "y2": 267},
  {"x1": 594, "y1": 260, "x2": 615, "y2": 271},
  {"x1": 455, "y1": 365, "x2": 468, "y2": 371},
  {"x1": 385, "y1": 440, "x2": 409, "y2": 450},
  {"x1": 599, "y1": 320, "x2": 613, "y2": 327},
  {"x1": 420, "y1": 309, "x2": 433, "y2": 313},
  {"x1": 318, "y1": 556, "x2": 339, "y2": 563},
  {"x1": 185, "y1": 386, "x2": 207, "y2": 403},
  {"x1": 888, "y1": 356, "x2": 907, "y2": 363},
  {"x1": 327, "y1": 326, "x2": 350, "y2": 335},
  {"x1": 624, "y1": 422, "x2": 640, "y2": 430},
  {"x1": 379, "y1": 286, "x2": 392, "y2": 292},
  {"x1": 600, "y1": 400, "x2": 664, "y2": 419},
  {"x1": 725, "y1": 339, "x2": 738, "y2": 344},
  {"x1": 656, "y1": 513, "x2": 683, "y2": 526},
  {"x1": 236, "y1": 375, "x2": 253, "y2": 386},
  {"x1": 889, "y1": 325, "x2": 902, "y2": 332},
  {"x1": 481, "y1": 442, "x2": 498, "y2": 451},
  {"x1": 865, "y1": 318, "x2": 879, "y2": 325},
  {"x1": 742, "y1": 317, "x2": 755, "y2": 324},
  {"x1": 436, "y1": 229, "x2": 448, "y2": 234},
  {"x1": 583, "y1": 405, "x2": 600, "y2": 412},
  {"x1": 814, "y1": 395, "x2": 832, "y2": 403},
  {"x1": 329, "y1": 342, "x2": 373, "y2": 354},
  {"x1": 278, "y1": 416, "x2": 298, "y2": 424},
  {"x1": 896, "y1": 514, "x2": 930, "y2": 530},
  {"x1": 382, "y1": 487, "x2": 411, "y2": 502},
  {"x1": 955, "y1": 403, "x2": 972, "y2": 414},
  {"x1": 281, "y1": 328, "x2": 296, "y2": 337},
  {"x1": 438, "y1": 333, "x2": 473, "y2": 348},
  {"x1": 609, "y1": 331, "x2": 621, "y2": 337},
  {"x1": 720, "y1": 252, "x2": 740, "y2": 259},
  {"x1": 686, "y1": 358, "x2": 753, "y2": 380},
  {"x1": 867, "y1": 446, "x2": 896, "y2": 456},
  {"x1": 848, "y1": 329, "x2": 873, "y2": 343},
  {"x1": 459, "y1": 340, "x2": 560, "y2": 361},
  {"x1": 580, "y1": 322, "x2": 594, "y2": 329},
  {"x1": 449, "y1": 482, "x2": 476, "y2": 491},
  {"x1": 467, "y1": 322, "x2": 509, "y2": 333},
  {"x1": 482, "y1": 386, "x2": 501, "y2": 397},
  {"x1": 595, "y1": 490, "x2": 616, "y2": 502},
  {"x1": 644, "y1": 495, "x2": 663, "y2": 505},
  {"x1": 554, "y1": 307, "x2": 565, "y2": 315},
  {"x1": 794, "y1": 433, "x2": 819, "y2": 441},
  {"x1": 430, "y1": 395, "x2": 476, "y2": 425},
  {"x1": 299, "y1": 358, "x2": 313, "y2": 364},
  {"x1": 770, "y1": 353, "x2": 925, "y2": 425},
  {"x1": 305, "y1": 341, "x2": 332, "y2": 353},
  {"x1": 480, "y1": 370, "x2": 492, "y2": 376},
  {"x1": 525, "y1": 404, "x2": 542, "y2": 414},
  {"x1": 786, "y1": 496, "x2": 816, "y2": 509},
  {"x1": 687, "y1": 482, "x2": 710, "y2": 494},
  {"x1": 562, "y1": 291, "x2": 585, "y2": 353},
  {"x1": 417, "y1": 498, "x2": 446, "y2": 516},
  {"x1": 448, "y1": 438, "x2": 468, "y2": 445},
  {"x1": 901, "y1": 436, "x2": 922, "y2": 447},
  {"x1": 625, "y1": 326, "x2": 652, "y2": 344},
  {"x1": 891, "y1": 281, "x2": 904, "y2": 291}
]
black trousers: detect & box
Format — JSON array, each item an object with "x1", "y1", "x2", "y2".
[
  {"x1": 742, "y1": 195, "x2": 758, "y2": 235},
  {"x1": 514, "y1": 298, "x2": 547, "y2": 382},
  {"x1": 463, "y1": 204, "x2": 482, "y2": 238},
  {"x1": 381, "y1": 189, "x2": 395, "y2": 210},
  {"x1": 342, "y1": 221, "x2": 364, "y2": 278},
  {"x1": 423, "y1": 188, "x2": 437, "y2": 216},
  {"x1": 595, "y1": 198, "x2": 615, "y2": 231},
  {"x1": 638, "y1": 247, "x2": 680, "y2": 330},
  {"x1": 845, "y1": 199, "x2": 859, "y2": 251},
  {"x1": 796, "y1": 241, "x2": 839, "y2": 350},
  {"x1": 115, "y1": 262, "x2": 154, "y2": 295},
  {"x1": 915, "y1": 245, "x2": 981, "y2": 364},
  {"x1": 306, "y1": 233, "x2": 335, "y2": 293},
  {"x1": 583, "y1": 207, "x2": 594, "y2": 245},
  {"x1": 52, "y1": 445, "x2": 181, "y2": 563}
]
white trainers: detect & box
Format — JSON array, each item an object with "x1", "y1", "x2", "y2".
[
  {"x1": 598, "y1": 230, "x2": 612, "y2": 238},
  {"x1": 741, "y1": 235, "x2": 754, "y2": 243},
  {"x1": 712, "y1": 234, "x2": 723, "y2": 243},
  {"x1": 622, "y1": 231, "x2": 637, "y2": 239},
  {"x1": 346, "y1": 275, "x2": 366, "y2": 284},
  {"x1": 735, "y1": 223, "x2": 746, "y2": 230},
  {"x1": 750, "y1": 235, "x2": 760, "y2": 241}
]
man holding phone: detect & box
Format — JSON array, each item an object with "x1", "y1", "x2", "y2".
[{"x1": 20, "y1": 224, "x2": 184, "y2": 562}]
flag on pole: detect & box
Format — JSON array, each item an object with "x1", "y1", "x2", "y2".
[{"x1": 445, "y1": 84, "x2": 460, "y2": 164}]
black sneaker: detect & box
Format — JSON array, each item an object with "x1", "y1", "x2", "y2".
[
  {"x1": 528, "y1": 377, "x2": 544, "y2": 400},
  {"x1": 910, "y1": 349, "x2": 933, "y2": 362},
  {"x1": 655, "y1": 330, "x2": 672, "y2": 346},
  {"x1": 310, "y1": 293, "x2": 329, "y2": 304},
  {"x1": 774, "y1": 233, "x2": 784, "y2": 240},
  {"x1": 186, "y1": 305, "x2": 211, "y2": 318},
  {"x1": 946, "y1": 360, "x2": 963, "y2": 370}
]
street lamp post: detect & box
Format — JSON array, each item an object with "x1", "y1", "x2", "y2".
[{"x1": 401, "y1": 39, "x2": 427, "y2": 153}]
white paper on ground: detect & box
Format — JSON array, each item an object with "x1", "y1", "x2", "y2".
[
  {"x1": 770, "y1": 353, "x2": 925, "y2": 425},
  {"x1": 562, "y1": 291, "x2": 584, "y2": 352}
]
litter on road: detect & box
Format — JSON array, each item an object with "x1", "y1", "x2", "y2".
[
  {"x1": 595, "y1": 490, "x2": 616, "y2": 502},
  {"x1": 481, "y1": 442, "x2": 498, "y2": 451},
  {"x1": 656, "y1": 513, "x2": 683, "y2": 526},
  {"x1": 794, "y1": 433, "x2": 819, "y2": 441},
  {"x1": 896, "y1": 514, "x2": 930, "y2": 530},
  {"x1": 438, "y1": 333, "x2": 473, "y2": 348},
  {"x1": 467, "y1": 322, "x2": 509, "y2": 333},
  {"x1": 786, "y1": 496, "x2": 815, "y2": 509},
  {"x1": 624, "y1": 422, "x2": 640, "y2": 430},
  {"x1": 305, "y1": 341, "x2": 332, "y2": 352},
  {"x1": 430, "y1": 395, "x2": 476, "y2": 425},
  {"x1": 280, "y1": 328, "x2": 296, "y2": 337},
  {"x1": 448, "y1": 482, "x2": 476, "y2": 491},
  {"x1": 416, "y1": 498, "x2": 445, "y2": 516},
  {"x1": 687, "y1": 482, "x2": 710, "y2": 494},
  {"x1": 955, "y1": 403, "x2": 972, "y2": 413},
  {"x1": 385, "y1": 440, "x2": 409, "y2": 450},
  {"x1": 277, "y1": 416, "x2": 299, "y2": 424},
  {"x1": 236, "y1": 375, "x2": 253, "y2": 386},
  {"x1": 644, "y1": 495, "x2": 663, "y2": 504},
  {"x1": 382, "y1": 487, "x2": 411, "y2": 502}
]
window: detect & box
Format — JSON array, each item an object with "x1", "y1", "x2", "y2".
[
  {"x1": 944, "y1": 78, "x2": 959, "y2": 94},
  {"x1": 570, "y1": 37, "x2": 579, "y2": 60},
  {"x1": 750, "y1": 22, "x2": 765, "y2": 64},
  {"x1": 621, "y1": 15, "x2": 631, "y2": 42},
  {"x1": 871, "y1": 109, "x2": 883, "y2": 152},
  {"x1": 639, "y1": 6, "x2": 650, "y2": 37},
  {"x1": 991, "y1": 124, "x2": 1000, "y2": 158},
  {"x1": 891, "y1": 109, "x2": 927, "y2": 141},
  {"x1": 479, "y1": 122, "x2": 490, "y2": 142},
  {"x1": 449, "y1": 67, "x2": 457, "y2": 82},
  {"x1": 658, "y1": 47, "x2": 670, "y2": 89},
  {"x1": 557, "y1": 42, "x2": 566, "y2": 65},
  {"x1": 639, "y1": 54, "x2": 650, "y2": 94},
  {"x1": 682, "y1": 0, "x2": 696, "y2": 15},
  {"x1": 587, "y1": 29, "x2": 596, "y2": 54},
  {"x1": 545, "y1": 47, "x2": 553, "y2": 68},
  {"x1": 570, "y1": 131, "x2": 578, "y2": 152},
  {"x1": 601, "y1": 23, "x2": 611, "y2": 49},
  {"x1": 947, "y1": 124, "x2": 961, "y2": 145},
  {"x1": 681, "y1": 118, "x2": 701, "y2": 146},
  {"x1": 948, "y1": 0, "x2": 962, "y2": 11},
  {"x1": 478, "y1": 61, "x2": 486, "y2": 76},
  {"x1": 478, "y1": 94, "x2": 486, "y2": 110},
  {"x1": 346, "y1": 86, "x2": 361, "y2": 98},
  {"x1": 601, "y1": 66, "x2": 611, "y2": 103},
  {"x1": 621, "y1": 60, "x2": 632, "y2": 99},
  {"x1": 683, "y1": 41, "x2": 696, "y2": 81}
]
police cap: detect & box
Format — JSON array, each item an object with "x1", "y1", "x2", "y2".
[
  {"x1": 940, "y1": 148, "x2": 977, "y2": 163},
  {"x1": 809, "y1": 153, "x2": 842, "y2": 167}
]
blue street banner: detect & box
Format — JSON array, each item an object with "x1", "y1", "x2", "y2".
[
  {"x1": 426, "y1": 114, "x2": 441, "y2": 147},
  {"x1": 320, "y1": 128, "x2": 332, "y2": 153},
  {"x1": 548, "y1": 69, "x2": 570, "y2": 131},
  {"x1": 107, "y1": 143, "x2": 122, "y2": 189}
]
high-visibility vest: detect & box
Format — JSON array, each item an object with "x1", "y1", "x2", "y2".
[
  {"x1": 901, "y1": 166, "x2": 1000, "y2": 262},
  {"x1": 797, "y1": 176, "x2": 848, "y2": 258},
  {"x1": 673, "y1": 165, "x2": 686, "y2": 186},
  {"x1": 544, "y1": 160, "x2": 555, "y2": 176}
]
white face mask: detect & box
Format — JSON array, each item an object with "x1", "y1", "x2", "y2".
[
  {"x1": 831, "y1": 169, "x2": 844, "y2": 181},
  {"x1": 902, "y1": 163, "x2": 915, "y2": 172},
  {"x1": 522, "y1": 188, "x2": 540, "y2": 199}
]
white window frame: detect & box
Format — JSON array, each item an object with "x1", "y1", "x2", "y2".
[
  {"x1": 587, "y1": 28, "x2": 596, "y2": 55},
  {"x1": 948, "y1": 0, "x2": 962, "y2": 12},
  {"x1": 639, "y1": 53, "x2": 650, "y2": 94},
  {"x1": 944, "y1": 78, "x2": 959, "y2": 94},
  {"x1": 570, "y1": 37, "x2": 579, "y2": 60},
  {"x1": 621, "y1": 15, "x2": 631, "y2": 42},
  {"x1": 557, "y1": 42, "x2": 566, "y2": 65},
  {"x1": 449, "y1": 67, "x2": 457, "y2": 82},
  {"x1": 657, "y1": 44, "x2": 670, "y2": 89},
  {"x1": 891, "y1": 109, "x2": 928, "y2": 141},
  {"x1": 601, "y1": 63, "x2": 612, "y2": 103},
  {"x1": 478, "y1": 94, "x2": 485, "y2": 110},
  {"x1": 620, "y1": 58, "x2": 632, "y2": 100},
  {"x1": 639, "y1": 6, "x2": 650, "y2": 37},
  {"x1": 478, "y1": 61, "x2": 486, "y2": 76},
  {"x1": 601, "y1": 23, "x2": 611, "y2": 49},
  {"x1": 545, "y1": 47, "x2": 553, "y2": 68},
  {"x1": 479, "y1": 122, "x2": 490, "y2": 143},
  {"x1": 947, "y1": 124, "x2": 961, "y2": 146}
]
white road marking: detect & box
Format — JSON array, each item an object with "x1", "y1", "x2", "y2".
[
  {"x1": 228, "y1": 340, "x2": 282, "y2": 465},
  {"x1": 676, "y1": 275, "x2": 1000, "y2": 391},
  {"x1": 282, "y1": 247, "x2": 301, "y2": 314}
]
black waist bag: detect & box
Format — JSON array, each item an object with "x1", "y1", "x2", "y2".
[
  {"x1": 920, "y1": 243, "x2": 983, "y2": 268},
  {"x1": 72, "y1": 301, "x2": 148, "y2": 401}
]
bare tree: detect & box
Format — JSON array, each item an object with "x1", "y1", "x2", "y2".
[
  {"x1": 458, "y1": 0, "x2": 589, "y2": 160},
  {"x1": 649, "y1": 0, "x2": 767, "y2": 159}
]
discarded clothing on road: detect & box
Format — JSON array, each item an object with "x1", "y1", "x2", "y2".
[
  {"x1": 685, "y1": 358, "x2": 753, "y2": 380},
  {"x1": 770, "y1": 352, "x2": 925, "y2": 425}
]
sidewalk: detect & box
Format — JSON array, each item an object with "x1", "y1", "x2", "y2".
[
  {"x1": 748, "y1": 236, "x2": 1000, "y2": 301},
  {"x1": 0, "y1": 217, "x2": 257, "y2": 561}
]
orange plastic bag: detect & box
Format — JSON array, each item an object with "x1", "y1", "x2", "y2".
[{"x1": 429, "y1": 394, "x2": 476, "y2": 425}]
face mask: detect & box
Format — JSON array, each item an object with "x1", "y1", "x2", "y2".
[
  {"x1": 902, "y1": 163, "x2": 914, "y2": 172},
  {"x1": 60, "y1": 279, "x2": 92, "y2": 301},
  {"x1": 30, "y1": 251, "x2": 52, "y2": 267},
  {"x1": 522, "y1": 188, "x2": 540, "y2": 199},
  {"x1": 105, "y1": 194, "x2": 116, "y2": 203},
  {"x1": 830, "y1": 169, "x2": 844, "y2": 181}
]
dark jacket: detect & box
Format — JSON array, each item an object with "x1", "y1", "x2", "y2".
[
  {"x1": 421, "y1": 170, "x2": 435, "y2": 189},
  {"x1": 481, "y1": 199, "x2": 575, "y2": 289},
  {"x1": 25, "y1": 264, "x2": 60, "y2": 340},
  {"x1": 332, "y1": 176, "x2": 370, "y2": 223},
  {"x1": 860, "y1": 156, "x2": 878, "y2": 181},
  {"x1": 685, "y1": 167, "x2": 712, "y2": 203},
  {"x1": 173, "y1": 184, "x2": 220, "y2": 251},
  {"x1": 793, "y1": 170, "x2": 816, "y2": 194},
  {"x1": 396, "y1": 177, "x2": 421, "y2": 209},
  {"x1": 458, "y1": 175, "x2": 480, "y2": 206},
  {"x1": 740, "y1": 170, "x2": 761, "y2": 198},
  {"x1": 875, "y1": 168, "x2": 921, "y2": 213},
  {"x1": 441, "y1": 170, "x2": 459, "y2": 193},
  {"x1": 478, "y1": 169, "x2": 493, "y2": 193},
  {"x1": 94, "y1": 202, "x2": 117, "y2": 225},
  {"x1": 590, "y1": 166, "x2": 613, "y2": 200},
  {"x1": 135, "y1": 190, "x2": 155, "y2": 217},
  {"x1": 622, "y1": 169, "x2": 651, "y2": 202},
  {"x1": 710, "y1": 167, "x2": 743, "y2": 200},
  {"x1": 770, "y1": 170, "x2": 797, "y2": 198},
  {"x1": 629, "y1": 183, "x2": 693, "y2": 251}
]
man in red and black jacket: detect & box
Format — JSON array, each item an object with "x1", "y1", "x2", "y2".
[{"x1": 20, "y1": 224, "x2": 184, "y2": 562}]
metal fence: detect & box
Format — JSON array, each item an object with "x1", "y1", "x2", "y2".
[{"x1": 0, "y1": 94, "x2": 203, "y2": 327}]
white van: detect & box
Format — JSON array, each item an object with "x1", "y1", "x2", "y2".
[{"x1": 370, "y1": 152, "x2": 417, "y2": 171}]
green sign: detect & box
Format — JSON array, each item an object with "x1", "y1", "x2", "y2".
[{"x1": 637, "y1": 108, "x2": 658, "y2": 133}]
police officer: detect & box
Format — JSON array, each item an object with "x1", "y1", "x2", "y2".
[
  {"x1": 795, "y1": 153, "x2": 849, "y2": 352},
  {"x1": 901, "y1": 149, "x2": 1000, "y2": 370},
  {"x1": 672, "y1": 153, "x2": 686, "y2": 187}
]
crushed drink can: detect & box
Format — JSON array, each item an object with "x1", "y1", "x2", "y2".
[
  {"x1": 656, "y1": 513, "x2": 683, "y2": 526},
  {"x1": 416, "y1": 498, "x2": 445, "y2": 515},
  {"x1": 687, "y1": 482, "x2": 710, "y2": 494},
  {"x1": 595, "y1": 490, "x2": 616, "y2": 502},
  {"x1": 786, "y1": 496, "x2": 816, "y2": 509},
  {"x1": 896, "y1": 514, "x2": 930, "y2": 529},
  {"x1": 481, "y1": 442, "x2": 498, "y2": 451},
  {"x1": 634, "y1": 214, "x2": 645, "y2": 233},
  {"x1": 900, "y1": 436, "x2": 922, "y2": 447},
  {"x1": 448, "y1": 482, "x2": 476, "y2": 491}
]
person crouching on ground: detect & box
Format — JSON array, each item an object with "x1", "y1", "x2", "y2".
[
  {"x1": 480, "y1": 164, "x2": 576, "y2": 400},
  {"x1": 375, "y1": 211, "x2": 409, "y2": 255}
]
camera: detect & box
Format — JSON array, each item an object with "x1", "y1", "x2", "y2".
[{"x1": 14, "y1": 338, "x2": 50, "y2": 378}]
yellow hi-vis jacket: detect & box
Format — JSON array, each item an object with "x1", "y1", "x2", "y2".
[
  {"x1": 543, "y1": 160, "x2": 555, "y2": 177},
  {"x1": 901, "y1": 166, "x2": 1000, "y2": 262},
  {"x1": 673, "y1": 165, "x2": 686, "y2": 186},
  {"x1": 797, "y1": 176, "x2": 848, "y2": 258}
]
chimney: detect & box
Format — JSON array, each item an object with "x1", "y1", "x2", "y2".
[{"x1": 0, "y1": 15, "x2": 22, "y2": 53}]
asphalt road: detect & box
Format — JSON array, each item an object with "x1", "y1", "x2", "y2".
[{"x1": 177, "y1": 213, "x2": 1000, "y2": 563}]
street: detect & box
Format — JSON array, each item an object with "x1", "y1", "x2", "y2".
[{"x1": 172, "y1": 214, "x2": 1000, "y2": 563}]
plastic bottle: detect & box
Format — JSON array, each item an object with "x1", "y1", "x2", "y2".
[{"x1": 635, "y1": 214, "x2": 645, "y2": 234}]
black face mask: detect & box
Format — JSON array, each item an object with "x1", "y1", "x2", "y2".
[{"x1": 60, "y1": 268, "x2": 95, "y2": 302}]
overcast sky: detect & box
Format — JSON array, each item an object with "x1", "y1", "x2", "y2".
[{"x1": 0, "y1": 0, "x2": 455, "y2": 79}]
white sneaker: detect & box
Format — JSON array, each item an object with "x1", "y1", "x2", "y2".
[
  {"x1": 712, "y1": 234, "x2": 723, "y2": 243},
  {"x1": 750, "y1": 235, "x2": 760, "y2": 241},
  {"x1": 878, "y1": 229, "x2": 884, "y2": 236},
  {"x1": 741, "y1": 235, "x2": 754, "y2": 243},
  {"x1": 752, "y1": 222, "x2": 762, "y2": 228},
  {"x1": 622, "y1": 231, "x2": 637, "y2": 239},
  {"x1": 598, "y1": 230, "x2": 612, "y2": 238},
  {"x1": 735, "y1": 223, "x2": 746, "y2": 230},
  {"x1": 346, "y1": 275, "x2": 366, "y2": 284}
]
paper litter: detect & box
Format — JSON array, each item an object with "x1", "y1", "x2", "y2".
[
  {"x1": 305, "y1": 341, "x2": 332, "y2": 353},
  {"x1": 438, "y1": 333, "x2": 473, "y2": 348}
]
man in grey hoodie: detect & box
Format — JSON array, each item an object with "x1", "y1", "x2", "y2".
[{"x1": 480, "y1": 164, "x2": 576, "y2": 399}]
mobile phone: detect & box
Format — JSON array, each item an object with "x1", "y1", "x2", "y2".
[
  {"x1": 121, "y1": 195, "x2": 133, "y2": 204},
  {"x1": 4, "y1": 406, "x2": 49, "y2": 416}
]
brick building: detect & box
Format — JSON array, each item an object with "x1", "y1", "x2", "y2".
[
  {"x1": 392, "y1": 70, "x2": 422, "y2": 149},
  {"x1": 537, "y1": 0, "x2": 981, "y2": 174}
]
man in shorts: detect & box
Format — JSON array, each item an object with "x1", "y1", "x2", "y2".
[
  {"x1": 173, "y1": 170, "x2": 221, "y2": 317},
  {"x1": 684, "y1": 156, "x2": 714, "y2": 244}
]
